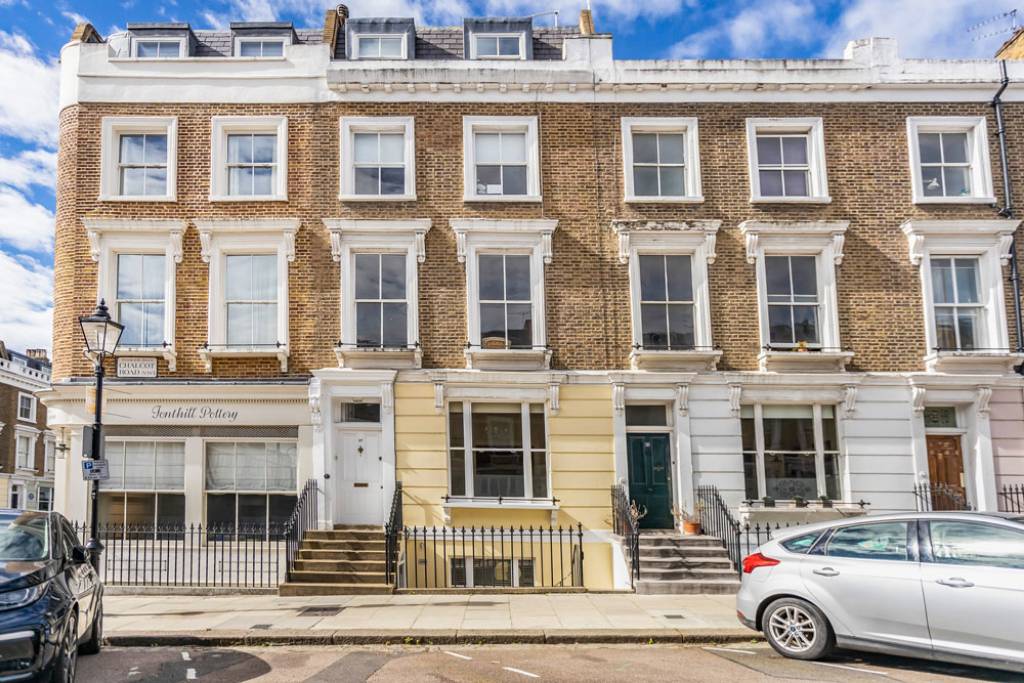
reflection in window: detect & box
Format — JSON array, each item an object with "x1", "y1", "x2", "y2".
[
  {"x1": 918, "y1": 132, "x2": 971, "y2": 198},
  {"x1": 225, "y1": 254, "x2": 277, "y2": 346},
  {"x1": 930, "y1": 521, "x2": 1024, "y2": 569},
  {"x1": 117, "y1": 254, "x2": 165, "y2": 347},
  {"x1": 638, "y1": 254, "x2": 694, "y2": 349},
  {"x1": 741, "y1": 405, "x2": 841, "y2": 501},
  {"x1": 226, "y1": 133, "x2": 277, "y2": 196},
  {"x1": 118, "y1": 133, "x2": 168, "y2": 196},
  {"x1": 354, "y1": 253, "x2": 407, "y2": 347},
  {"x1": 474, "y1": 131, "x2": 527, "y2": 196},
  {"x1": 631, "y1": 132, "x2": 685, "y2": 197},
  {"x1": 827, "y1": 522, "x2": 909, "y2": 561},
  {"x1": 448, "y1": 402, "x2": 547, "y2": 499},
  {"x1": 475, "y1": 35, "x2": 522, "y2": 58},
  {"x1": 353, "y1": 132, "x2": 406, "y2": 196},
  {"x1": 930, "y1": 257, "x2": 982, "y2": 351},
  {"x1": 478, "y1": 254, "x2": 532, "y2": 349},
  {"x1": 765, "y1": 255, "x2": 819, "y2": 347},
  {"x1": 756, "y1": 134, "x2": 810, "y2": 197}
]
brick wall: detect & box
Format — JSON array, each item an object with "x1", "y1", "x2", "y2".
[{"x1": 52, "y1": 100, "x2": 1024, "y2": 381}]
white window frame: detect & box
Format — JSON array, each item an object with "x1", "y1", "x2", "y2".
[
  {"x1": 745, "y1": 118, "x2": 830, "y2": 203},
  {"x1": 740, "y1": 220, "x2": 850, "y2": 371},
  {"x1": 14, "y1": 426, "x2": 39, "y2": 471},
  {"x1": 446, "y1": 401, "x2": 551, "y2": 501},
  {"x1": 84, "y1": 218, "x2": 184, "y2": 370},
  {"x1": 210, "y1": 116, "x2": 288, "y2": 202},
  {"x1": 203, "y1": 438, "x2": 299, "y2": 536},
  {"x1": 37, "y1": 486, "x2": 52, "y2": 512},
  {"x1": 43, "y1": 434, "x2": 55, "y2": 474},
  {"x1": 451, "y1": 556, "x2": 535, "y2": 588},
  {"x1": 16, "y1": 392, "x2": 36, "y2": 423},
  {"x1": 233, "y1": 37, "x2": 287, "y2": 59},
  {"x1": 196, "y1": 219, "x2": 298, "y2": 372},
  {"x1": 906, "y1": 116, "x2": 995, "y2": 205},
  {"x1": 621, "y1": 117, "x2": 703, "y2": 203},
  {"x1": 324, "y1": 219, "x2": 431, "y2": 368},
  {"x1": 350, "y1": 33, "x2": 408, "y2": 60},
  {"x1": 98, "y1": 438, "x2": 187, "y2": 532},
  {"x1": 130, "y1": 37, "x2": 185, "y2": 59},
  {"x1": 741, "y1": 403, "x2": 842, "y2": 501},
  {"x1": 469, "y1": 32, "x2": 526, "y2": 60},
  {"x1": 339, "y1": 117, "x2": 416, "y2": 201},
  {"x1": 451, "y1": 219, "x2": 557, "y2": 369},
  {"x1": 462, "y1": 116, "x2": 541, "y2": 203},
  {"x1": 99, "y1": 117, "x2": 177, "y2": 202},
  {"x1": 902, "y1": 219, "x2": 1019, "y2": 371}
]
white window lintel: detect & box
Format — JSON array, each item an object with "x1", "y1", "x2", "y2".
[
  {"x1": 739, "y1": 220, "x2": 849, "y2": 265},
  {"x1": 450, "y1": 218, "x2": 557, "y2": 264},
  {"x1": 610, "y1": 220, "x2": 720, "y2": 265}
]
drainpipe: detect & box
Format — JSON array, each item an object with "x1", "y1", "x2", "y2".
[{"x1": 991, "y1": 59, "x2": 1024, "y2": 373}]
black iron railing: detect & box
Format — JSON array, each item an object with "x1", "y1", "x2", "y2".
[
  {"x1": 284, "y1": 478, "x2": 319, "y2": 582},
  {"x1": 72, "y1": 522, "x2": 283, "y2": 588},
  {"x1": 696, "y1": 485, "x2": 742, "y2": 572},
  {"x1": 398, "y1": 525, "x2": 584, "y2": 589},
  {"x1": 999, "y1": 484, "x2": 1024, "y2": 513},
  {"x1": 913, "y1": 483, "x2": 973, "y2": 512},
  {"x1": 611, "y1": 485, "x2": 640, "y2": 586},
  {"x1": 384, "y1": 481, "x2": 404, "y2": 586}
]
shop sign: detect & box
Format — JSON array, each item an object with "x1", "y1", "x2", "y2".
[
  {"x1": 151, "y1": 405, "x2": 240, "y2": 422},
  {"x1": 116, "y1": 357, "x2": 158, "y2": 378}
]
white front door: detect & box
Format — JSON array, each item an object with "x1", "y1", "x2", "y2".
[{"x1": 335, "y1": 428, "x2": 384, "y2": 525}]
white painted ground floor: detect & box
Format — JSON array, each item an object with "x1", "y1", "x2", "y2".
[{"x1": 39, "y1": 368, "x2": 1024, "y2": 588}]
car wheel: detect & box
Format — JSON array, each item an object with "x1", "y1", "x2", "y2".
[
  {"x1": 49, "y1": 612, "x2": 78, "y2": 683},
  {"x1": 79, "y1": 603, "x2": 102, "y2": 655},
  {"x1": 762, "y1": 597, "x2": 834, "y2": 661}
]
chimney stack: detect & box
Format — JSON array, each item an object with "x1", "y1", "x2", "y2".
[
  {"x1": 25, "y1": 349, "x2": 49, "y2": 363},
  {"x1": 337, "y1": 4, "x2": 350, "y2": 24},
  {"x1": 579, "y1": 9, "x2": 595, "y2": 36}
]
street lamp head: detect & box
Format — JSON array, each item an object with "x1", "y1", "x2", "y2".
[{"x1": 79, "y1": 299, "x2": 124, "y2": 357}]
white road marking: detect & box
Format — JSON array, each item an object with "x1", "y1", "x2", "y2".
[
  {"x1": 503, "y1": 666, "x2": 540, "y2": 678},
  {"x1": 181, "y1": 652, "x2": 191, "y2": 661},
  {"x1": 814, "y1": 661, "x2": 888, "y2": 676},
  {"x1": 186, "y1": 668, "x2": 197, "y2": 680},
  {"x1": 443, "y1": 651, "x2": 473, "y2": 661},
  {"x1": 703, "y1": 646, "x2": 757, "y2": 655},
  {"x1": 127, "y1": 667, "x2": 140, "y2": 677}
]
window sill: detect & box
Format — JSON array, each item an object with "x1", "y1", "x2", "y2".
[
  {"x1": 338, "y1": 194, "x2": 417, "y2": 202},
  {"x1": 334, "y1": 345, "x2": 422, "y2": 370},
  {"x1": 912, "y1": 196, "x2": 997, "y2": 205},
  {"x1": 623, "y1": 195, "x2": 705, "y2": 204},
  {"x1": 923, "y1": 350, "x2": 1024, "y2": 375},
  {"x1": 463, "y1": 194, "x2": 543, "y2": 204},
  {"x1": 443, "y1": 497, "x2": 560, "y2": 524},
  {"x1": 758, "y1": 349, "x2": 853, "y2": 373},
  {"x1": 198, "y1": 345, "x2": 289, "y2": 372},
  {"x1": 750, "y1": 196, "x2": 832, "y2": 204},
  {"x1": 98, "y1": 194, "x2": 177, "y2": 203},
  {"x1": 630, "y1": 348, "x2": 722, "y2": 372},
  {"x1": 208, "y1": 195, "x2": 288, "y2": 203},
  {"x1": 115, "y1": 346, "x2": 177, "y2": 372},
  {"x1": 465, "y1": 347, "x2": 552, "y2": 371}
]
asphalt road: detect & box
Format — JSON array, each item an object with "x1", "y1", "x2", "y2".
[{"x1": 78, "y1": 644, "x2": 1018, "y2": 682}]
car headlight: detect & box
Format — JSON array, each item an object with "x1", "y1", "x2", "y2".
[{"x1": 0, "y1": 584, "x2": 47, "y2": 611}]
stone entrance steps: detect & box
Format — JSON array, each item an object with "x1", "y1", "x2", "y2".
[
  {"x1": 279, "y1": 526, "x2": 393, "y2": 596},
  {"x1": 634, "y1": 532, "x2": 741, "y2": 595}
]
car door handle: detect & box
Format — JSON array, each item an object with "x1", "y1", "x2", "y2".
[
  {"x1": 936, "y1": 577, "x2": 974, "y2": 588},
  {"x1": 813, "y1": 567, "x2": 840, "y2": 577}
]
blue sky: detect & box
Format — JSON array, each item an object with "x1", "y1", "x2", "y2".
[{"x1": 0, "y1": 0, "x2": 1020, "y2": 352}]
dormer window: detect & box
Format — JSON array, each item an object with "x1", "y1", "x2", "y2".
[
  {"x1": 473, "y1": 34, "x2": 523, "y2": 59},
  {"x1": 235, "y1": 38, "x2": 285, "y2": 58},
  {"x1": 132, "y1": 38, "x2": 183, "y2": 59},
  {"x1": 354, "y1": 35, "x2": 406, "y2": 59}
]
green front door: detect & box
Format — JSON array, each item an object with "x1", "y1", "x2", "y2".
[{"x1": 627, "y1": 433, "x2": 673, "y2": 529}]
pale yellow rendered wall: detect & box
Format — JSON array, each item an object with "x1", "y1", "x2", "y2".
[{"x1": 393, "y1": 382, "x2": 617, "y2": 589}]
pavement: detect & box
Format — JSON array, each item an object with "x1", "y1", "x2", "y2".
[
  {"x1": 104, "y1": 593, "x2": 755, "y2": 645},
  {"x1": 79, "y1": 643, "x2": 1014, "y2": 682}
]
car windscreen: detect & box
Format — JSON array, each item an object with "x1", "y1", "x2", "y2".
[{"x1": 0, "y1": 512, "x2": 48, "y2": 561}]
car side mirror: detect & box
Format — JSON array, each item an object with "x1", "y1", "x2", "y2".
[{"x1": 70, "y1": 546, "x2": 88, "y2": 565}]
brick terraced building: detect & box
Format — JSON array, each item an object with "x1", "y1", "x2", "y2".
[
  {"x1": 0, "y1": 343, "x2": 55, "y2": 511},
  {"x1": 43, "y1": 9, "x2": 1024, "y2": 591}
]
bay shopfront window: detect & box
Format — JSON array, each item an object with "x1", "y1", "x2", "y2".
[
  {"x1": 205, "y1": 441, "x2": 297, "y2": 533},
  {"x1": 741, "y1": 405, "x2": 841, "y2": 501},
  {"x1": 98, "y1": 440, "x2": 186, "y2": 527},
  {"x1": 447, "y1": 402, "x2": 549, "y2": 500}
]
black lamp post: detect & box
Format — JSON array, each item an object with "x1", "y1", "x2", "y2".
[{"x1": 78, "y1": 299, "x2": 124, "y2": 571}]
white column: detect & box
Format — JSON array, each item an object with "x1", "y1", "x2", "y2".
[
  {"x1": 183, "y1": 436, "x2": 204, "y2": 527},
  {"x1": 309, "y1": 379, "x2": 331, "y2": 530},
  {"x1": 971, "y1": 411, "x2": 998, "y2": 512},
  {"x1": 59, "y1": 427, "x2": 89, "y2": 523}
]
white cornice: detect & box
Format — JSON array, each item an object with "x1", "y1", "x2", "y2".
[
  {"x1": 900, "y1": 219, "x2": 1019, "y2": 266},
  {"x1": 194, "y1": 218, "x2": 300, "y2": 263},
  {"x1": 83, "y1": 218, "x2": 187, "y2": 263},
  {"x1": 322, "y1": 218, "x2": 433, "y2": 263},
  {"x1": 610, "y1": 220, "x2": 721, "y2": 265},
  {"x1": 450, "y1": 219, "x2": 558, "y2": 264},
  {"x1": 739, "y1": 220, "x2": 849, "y2": 265}
]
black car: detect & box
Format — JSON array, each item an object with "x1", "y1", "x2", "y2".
[{"x1": 0, "y1": 510, "x2": 102, "y2": 682}]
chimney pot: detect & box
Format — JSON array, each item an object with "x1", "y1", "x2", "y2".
[
  {"x1": 579, "y1": 9, "x2": 595, "y2": 36},
  {"x1": 337, "y1": 4, "x2": 349, "y2": 24}
]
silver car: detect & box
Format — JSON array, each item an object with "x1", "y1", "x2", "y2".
[{"x1": 736, "y1": 511, "x2": 1024, "y2": 672}]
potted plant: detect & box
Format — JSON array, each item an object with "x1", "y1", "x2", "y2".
[{"x1": 674, "y1": 504, "x2": 703, "y2": 535}]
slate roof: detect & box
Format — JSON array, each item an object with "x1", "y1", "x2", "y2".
[{"x1": 185, "y1": 26, "x2": 577, "y2": 59}]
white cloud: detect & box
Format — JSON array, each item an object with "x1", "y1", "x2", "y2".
[
  {"x1": 0, "y1": 31, "x2": 60, "y2": 147},
  {"x1": 0, "y1": 186, "x2": 54, "y2": 252},
  {"x1": 823, "y1": 0, "x2": 1021, "y2": 58},
  {"x1": 0, "y1": 251, "x2": 52, "y2": 353},
  {"x1": 0, "y1": 149, "x2": 56, "y2": 191},
  {"x1": 61, "y1": 10, "x2": 89, "y2": 27},
  {"x1": 668, "y1": 0, "x2": 820, "y2": 58}
]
